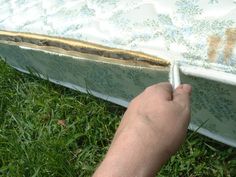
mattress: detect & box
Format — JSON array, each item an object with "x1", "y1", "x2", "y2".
[{"x1": 0, "y1": 0, "x2": 236, "y2": 147}]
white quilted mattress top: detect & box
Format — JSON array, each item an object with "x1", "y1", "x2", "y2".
[{"x1": 0, "y1": 0, "x2": 236, "y2": 78}]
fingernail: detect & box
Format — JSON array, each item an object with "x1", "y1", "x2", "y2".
[{"x1": 182, "y1": 84, "x2": 192, "y2": 93}]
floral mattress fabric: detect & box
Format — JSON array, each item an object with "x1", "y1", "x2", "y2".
[
  {"x1": 1, "y1": 0, "x2": 236, "y2": 73},
  {"x1": 0, "y1": 0, "x2": 236, "y2": 147}
]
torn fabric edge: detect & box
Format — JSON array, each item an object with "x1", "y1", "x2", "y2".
[{"x1": 169, "y1": 60, "x2": 181, "y2": 89}]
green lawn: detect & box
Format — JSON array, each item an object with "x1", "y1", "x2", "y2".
[{"x1": 0, "y1": 60, "x2": 235, "y2": 177}]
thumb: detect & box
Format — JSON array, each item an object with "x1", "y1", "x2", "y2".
[{"x1": 173, "y1": 84, "x2": 192, "y2": 108}]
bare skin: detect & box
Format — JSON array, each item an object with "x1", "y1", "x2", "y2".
[{"x1": 93, "y1": 82, "x2": 192, "y2": 177}]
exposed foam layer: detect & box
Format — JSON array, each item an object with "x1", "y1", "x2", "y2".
[{"x1": 0, "y1": 31, "x2": 169, "y2": 67}]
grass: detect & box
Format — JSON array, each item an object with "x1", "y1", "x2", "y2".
[{"x1": 0, "y1": 60, "x2": 235, "y2": 177}]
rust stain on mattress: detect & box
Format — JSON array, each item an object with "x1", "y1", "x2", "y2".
[
  {"x1": 208, "y1": 28, "x2": 236, "y2": 63},
  {"x1": 0, "y1": 30, "x2": 169, "y2": 67},
  {"x1": 224, "y1": 28, "x2": 236, "y2": 62},
  {"x1": 208, "y1": 35, "x2": 222, "y2": 62}
]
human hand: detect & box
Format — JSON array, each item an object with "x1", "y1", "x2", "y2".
[{"x1": 93, "y1": 82, "x2": 192, "y2": 177}]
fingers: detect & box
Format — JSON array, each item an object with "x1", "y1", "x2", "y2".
[
  {"x1": 146, "y1": 82, "x2": 173, "y2": 101},
  {"x1": 173, "y1": 84, "x2": 192, "y2": 108}
]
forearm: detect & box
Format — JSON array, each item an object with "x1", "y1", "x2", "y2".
[{"x1": 93, "y1": 122, "x2": 169, "y2": 177}]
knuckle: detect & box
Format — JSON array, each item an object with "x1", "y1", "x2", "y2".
[
  {"x1": 128, "y1": 98, "x2": 136, "y2": 107},
  {"x1": 144, "y1": 85, "x2": 155, "y2": 93}
]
